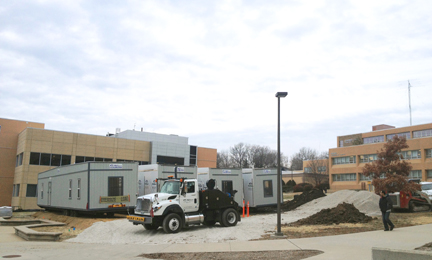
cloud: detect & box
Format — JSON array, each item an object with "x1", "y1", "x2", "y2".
[{"x1": 1, "y1": 0, "x2": 432, "y2": 158}]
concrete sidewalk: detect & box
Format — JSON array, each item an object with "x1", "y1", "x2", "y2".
[{"x1": 1, "y1": 224, "x2": 431, "y2": 260}]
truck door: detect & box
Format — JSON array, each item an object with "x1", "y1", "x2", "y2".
[{"x1": 180, "y1": 180, "x2": 199, "y2": 213}]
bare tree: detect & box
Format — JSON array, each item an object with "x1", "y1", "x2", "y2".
[
  {"x1": 230, "y1": 143, "x2": 249, "y2": 168},
  {"x1": 304, "y1": 154, "x2": 329, "y2": 186},
  {"x1": 290, "y1": 147, "x2": 319, "y2": 170},
  {"x1": 217, "y1": 150, "x2": 232, "y2": 168}
]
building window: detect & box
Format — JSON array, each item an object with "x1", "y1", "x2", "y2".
[
  {"x1": 332, "y1": 156, "x2": 356, "y2": 165},
  {"x1": 339, "y1": 140, "x2": 343, "y2": 147},
  {"x1": 363, "y1": 136, "x2": 384, "y2": 144},
  {"x1": 189, "y1": 145, "x2": 197, "y2": 165},
  {"x1": 409, "y1": 170, "x2": 422, "y2": 179},
  {"x1": 221, "y1": 180, "x2": 233, "y2": 196},
  {"x1": 26, "y1": 184, "x2": 37, "y2": 197},
  {"x1": 399, "y1": 150, "x2": 421, "y2": 160},
  {"x1": 156, "y1": 155, "x2": 184, "y2": 165},
  {"x1": 15, "y1": 152, "x2": 24, "y2": 167},
  {"x1": 359, "y1": 174, "x2": 372, "y2": 181},
  {"x1": 360, "y1": 154, "x2": 377, "y2": 163},
  {"x1": 332, "y1": 173, "x2": 356, "y2": 182},
  {"x1": 76, "y1": 156, "x2": 112, "y2": 163},
  {"x1": 304, "y1": 167, "x2": 312, "y2": 173},
  {"x1": 263, "y1": 180, "x2": 273, "y2": 197},
  {"x1": 51, "y1": 154, "x2": 61, "y2": 166},
  {"x1": 427, "y1": 170, "x2": 432, "y2": 178},
  {"x1": 387, "y1": 132, "x2": 411, "y2": 141},
  {"x1": 318, "y1": 166, "x2": 327, "y2": 172},
  {"x1": 108, "y1": 177, "x2": 123, "y2": 196},
  {"x1": 12, "y1": 184, "x2": 20, "y2": 197},
  {"x1": 40, "y1": 153, "x2": 51, "y2": 166},
  {"x1": 29, "y1": 152, "x2": 72, "y2": 166},
  {"x1": 426, "y1": 149, "x2": 432, "y2": 158},
  {"x1": 413, "y1": 129, "x2": 432, "y2": 138},
  {"x1": 77, "y1": 179, "x2": 81, "y2": 199},
  {"x1": 30, "y1": 152, "x2": 41, "y2": 165},
  {"x1": 68, "y1": 179, "x2": 72, "y2": 199}
]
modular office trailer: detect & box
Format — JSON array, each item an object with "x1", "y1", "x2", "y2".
[
  {"x1": 198, "y1": 168, "x2": 244, "y2": 206},
  {"x1": 37, "y1": 162, "x2": 138, "y2": 215},
  {"x1": 138, "y1": 164, "x2": 197, "y2": 196},
  {"x1": 242, "y1": 168, "x2": 280, "y2": 208}
]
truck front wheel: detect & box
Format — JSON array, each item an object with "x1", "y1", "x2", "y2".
[
  {"x1": 163, "y1": 213, "x2": 183, "y2": 233},
  {"x1": 221, "y1": 208, "x2": 239, "y2": 227}
]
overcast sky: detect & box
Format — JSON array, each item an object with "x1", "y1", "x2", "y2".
[{"x1": 1, "y1": 0, "x2": 432, "y2": 160}]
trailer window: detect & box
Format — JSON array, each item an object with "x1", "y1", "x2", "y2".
[
  {"x1": 263, "y1": 180, "x2": 273, "y2": 197},
  {"x1": 222, "y1": 180, "x2": 233, "y2": 196},
  {"x1": 108, "y1": 177, "x2": 124, "y2": 196},
  {"x1": 41, "y1": 183, "x2": 44, "y2": 199},
  {"x1": 77, "y1": 179, "x2": 81, "y2": 199},
  {"x1": 68, "y1": 179, "x2": 72, "y2": 199}
]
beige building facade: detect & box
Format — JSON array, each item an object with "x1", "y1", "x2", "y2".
[
  {"x1": 329, "y1": 123, "x2": 432, "y2": 191},
  {"x1": 1, "y1": 118, "x2": 217, "y2": 210}
]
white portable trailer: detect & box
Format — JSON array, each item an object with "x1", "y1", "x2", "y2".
[
  {"x1": 211, "y1": 168, "x2": 244, "y2": 206},
  {"x1": 242, "y1": 168, "x2": 280, "y2": 208},
  {"x1": 37, "y1": 162, "x2": 138, "y2": 216},
  {"x1": 138, "y1": 164, "x2": 197, "y2": 195}
]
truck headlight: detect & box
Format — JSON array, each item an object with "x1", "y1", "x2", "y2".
[{"x1": 153, "y1": 206, "x2": 162, "y2": 213}]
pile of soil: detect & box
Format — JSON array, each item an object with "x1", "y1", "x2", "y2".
[
  {"x1": 282, "y1": 189, "x2": 326, "y2": 211},
  {"x1": 290, "y1": 202, "x2": 373, "y2": 226}
]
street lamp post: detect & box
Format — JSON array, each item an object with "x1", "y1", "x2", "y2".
[{"x1": 275, "y1": 91, "x2": 287, "y2": 237}]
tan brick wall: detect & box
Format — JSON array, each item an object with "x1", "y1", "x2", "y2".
[
  {"x1": 0, "y1": 118, "x2": 44, "y2": 206},
  {"x1": 12, "y1": 128, "x2": 152, "y2": 210},
  {"x1": 197, "y1": 147, "x2": 217, "y2": 168},
  {"x1": 330, "y1": 123, "x2": 432, "y2": 191}
]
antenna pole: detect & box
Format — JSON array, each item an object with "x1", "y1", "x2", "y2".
[{"x1": 408, "y1": 80, "x2": 412, "y2": 126}]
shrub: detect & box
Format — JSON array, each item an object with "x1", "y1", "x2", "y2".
[{"x1": 293, "y1": 183, "x2": 313, "y2": 192}]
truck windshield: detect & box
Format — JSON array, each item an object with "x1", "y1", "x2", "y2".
[
  {"x1": 160, "y1": 181, "x2": 180, "y2": 194},
  {"x1": 422, "y1": 184, "x2": 432, "y2": 190}
]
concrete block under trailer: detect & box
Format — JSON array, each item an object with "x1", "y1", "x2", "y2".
[
  {"x1": 138, "y1": 164, "x2": 197, "y2": 196},
  {"x1": 127, "y1": 178, "x2": 240, "y2": 233},
  {"x1": 37, "y1": 162, "x2": 138, "y2": 216}
]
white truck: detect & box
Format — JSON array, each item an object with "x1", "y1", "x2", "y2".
[{"x1": 127, "y1": 177, "x2": 240, "y2": 233}]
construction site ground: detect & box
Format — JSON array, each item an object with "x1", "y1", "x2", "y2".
[{"x1": 26, "y1": 210, "x2": 432, "y2": 241}]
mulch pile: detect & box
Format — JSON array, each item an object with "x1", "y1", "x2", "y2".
[
  {"x1": 282, "y1": 189, "x2": 326, "y2": 211},
  {"x1": 290, "y1": 202, "x2": 373, "y2": 226}
]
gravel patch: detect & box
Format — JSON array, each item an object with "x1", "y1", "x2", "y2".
[{"x1": 67, "y1": 190, "x2": 380, "y2": 245}]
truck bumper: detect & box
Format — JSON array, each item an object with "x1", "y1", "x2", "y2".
[{"x1": 126, "y1": 214, "x2": 153, "y2": 225}]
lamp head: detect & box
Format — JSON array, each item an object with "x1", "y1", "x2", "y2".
[{"x1": 275, "y1": 92, "x2": 288, "y2": 98}]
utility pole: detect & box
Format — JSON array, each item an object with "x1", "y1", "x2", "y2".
[{"x1": 408, "y1": 81, "x2": 412, "y2": 126}]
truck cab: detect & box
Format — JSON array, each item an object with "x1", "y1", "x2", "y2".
[{"x1": 127, "y1": 177, "x2": 240, "y2": 233}]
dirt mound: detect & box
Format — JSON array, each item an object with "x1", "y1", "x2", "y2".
[
  {"x1": 282, "y1": 189, "x2": 326, "y2": 211},
  {"x1": 290, "y1": 202, "x2": 373, "y2": 225}
]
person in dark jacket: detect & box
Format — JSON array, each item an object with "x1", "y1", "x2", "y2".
[{"x1": 379, "y1": 190, "x2": 395, "y2": 231}]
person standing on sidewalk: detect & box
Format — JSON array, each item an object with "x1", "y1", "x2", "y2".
[{"x1": 379, "y1": 190, "x2": 395, "y2": 231}]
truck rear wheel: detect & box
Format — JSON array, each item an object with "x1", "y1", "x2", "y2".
[
  {"x1": 221, "y1": 208, "x2": 238, "y2": 227},
  {"x1": 163, "y1": 213, "x2": 183, "y2": 233},
  {"x1": 144, "y1": 224, "x2": 159, "y2": 230}
]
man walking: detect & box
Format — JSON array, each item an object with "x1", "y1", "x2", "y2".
[{"x1": 379, "y1": 190, "x2": 395, "y2": 231}]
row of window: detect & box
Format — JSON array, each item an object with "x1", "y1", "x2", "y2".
[
  {"x1": 334, "y1": 149, "x2": 429, "y2": 166},
  {"x1": 20, "y1": 152, "x2": 149, "y2": 167},
  {"x1": 334, "y1": 170, "x2": 432, "y2": 182},
  {"x1": 304, "y1": 166, "x2": 327, "y2": 173},
  {"x1": 12, "y1": 184, "x2": 37, "y2": 197},
  {"x1": 332, "y1": 156, "x2": 356, "y2": 165},
  {"x1": 30, "y1": 152, "x2": 72, "y2": 166},
  {"x1": 362, "y1": 129, "x2": 432, "y2": 145}
]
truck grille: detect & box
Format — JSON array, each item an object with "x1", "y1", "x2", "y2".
[{"x1": 136, "y1": 198, "x2": 151, "y2": 213}]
